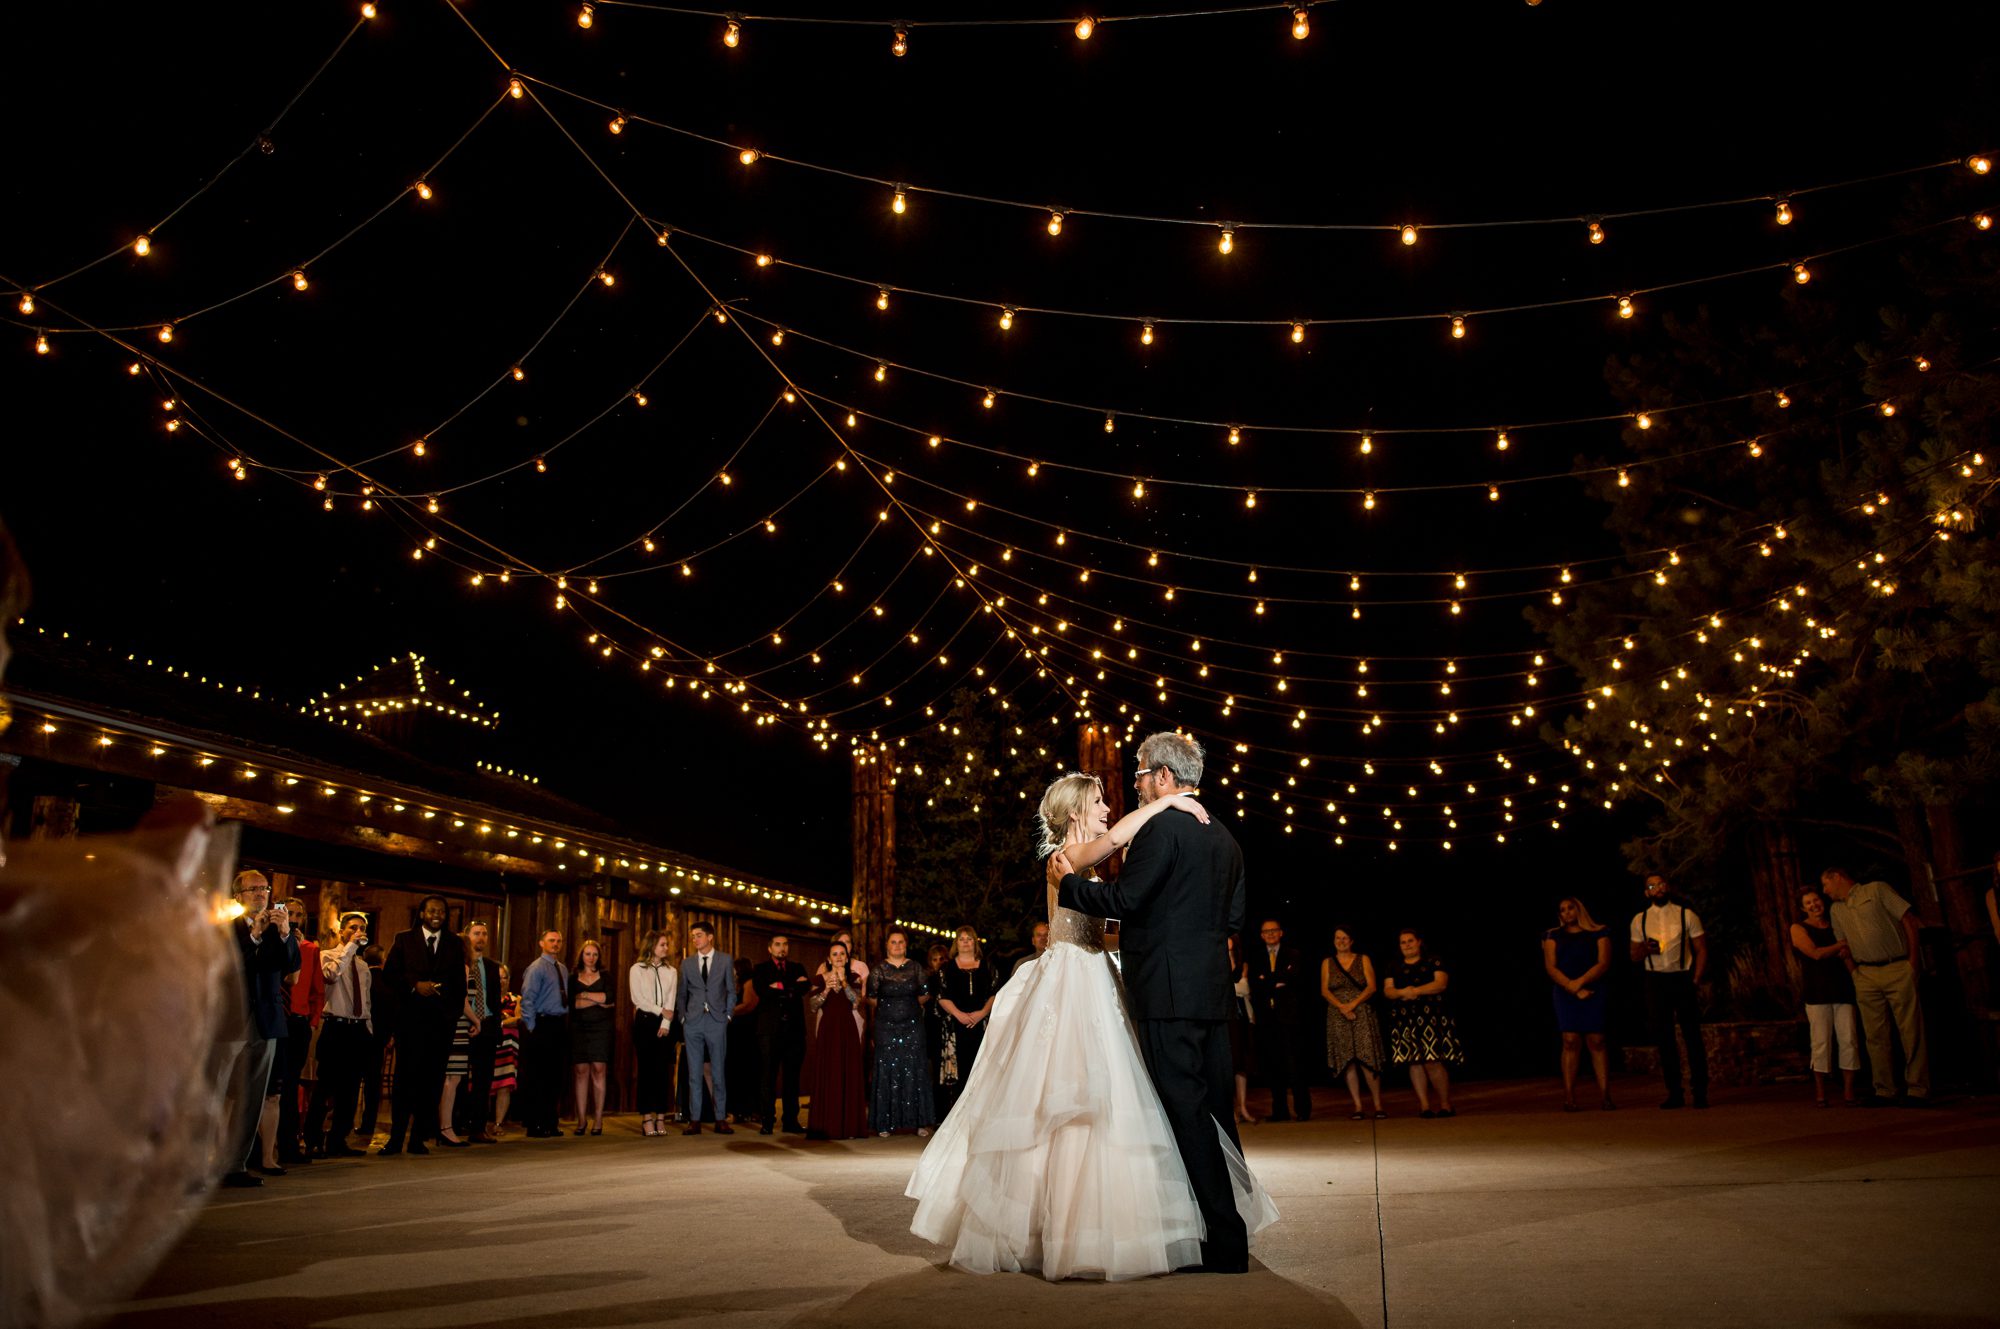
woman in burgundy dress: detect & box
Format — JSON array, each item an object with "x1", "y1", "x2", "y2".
[{"x1": 804, "y1": 940, "x2": 868, "y2": 1139}]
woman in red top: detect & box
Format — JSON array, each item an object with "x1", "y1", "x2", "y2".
[{"x1": 804, "y1": 940, "x2": 867, "y2": 1139}]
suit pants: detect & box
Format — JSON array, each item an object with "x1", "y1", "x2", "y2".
[
  {"x1": 461, "y1": 1022, "x2": 500, "y2": 1134},
  {"x1": 522, "y1": 1017, "x2": 569, "y2": 1132},
  {"x1": 305, "y1": 1019, "x2": 370, "y2": 1148},
  {"x1": 1254, "y1": 1012, "x2": 1311, "y2": 1120},
  {"x1": 684, "y1": 1014, "x2": 729, "y2": 1121},
  {"x1": 1852, "y1": 960, "x2": 1929, "y2": 1099},
  {"x1": 1643, "y1": 972, "x2": 1707, "y2": 1095},
  {"x1": 358, "y1": 1029, "x2": 387, "y2": 1135},
  {"x1": 277, "y1": 1013, "x2": 313, "y2": 1156},
  {"x1": 226, "y1": 1036, "x2": 278, "y2": 1174},
  {"x1": 1135, "y1": 1018, "x2": 1248, "y2": 1271},
  {"x1": 388, "y1": 1018, "x2": 451, "y2": 1144},
  {"x1": 759, "y1": 1021, "x2": 806, "y2": 1126}
]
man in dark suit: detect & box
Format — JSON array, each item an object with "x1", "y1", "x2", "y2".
[
  {"x1": 678, "y1": 921, "x2": 736, "y2": 1135},
  {"x1": 1050, "y1": 731, "x2": 1250, "y2": 1274},
  {"x1": 459, "y1": 920, "x2": 503, "y2": 1143},
  {"x1": 223, "y1": 870, "x2": 299, "y2": 1188},
  {"x1": 378, "y1": 895, "x2": 467, "y2": 1155},
  {"x1": 1248, "y1": 918, "x2": 1312, "y2": 1121},
  {"x1": 750, "y1": 934, "x2": 809, "y2": 1134}
]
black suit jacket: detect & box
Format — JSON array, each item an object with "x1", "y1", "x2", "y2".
[
  {"x1": 1058, "y1": 808, "x2": 1247, "y2": 1022},
  {"x1": 1247, "y1": 944, "x2": 1307, "y2": 1023},
  {"x1": 380, "y1": 927, "x2": 468, "y2": 1035},
  {"x1": 751, "y1": 959, "x2": 809, "y2": 1033}
]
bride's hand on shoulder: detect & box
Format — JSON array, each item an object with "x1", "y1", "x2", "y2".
[{"x1": 1166, "y1": 792, "x2": 1210, "y2": 824}]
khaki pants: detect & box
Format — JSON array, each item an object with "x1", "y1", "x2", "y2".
[{"x1": 1851, "y1": 960, "x2": 1928, "y2": 1099}]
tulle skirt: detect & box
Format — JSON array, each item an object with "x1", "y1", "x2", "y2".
[{"x1": 906, "y1": 941, "x2": 1277, "y2": 1281}]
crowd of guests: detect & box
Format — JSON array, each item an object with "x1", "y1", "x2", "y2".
[{"x1": 220, "y1": 855, "x2": 1967, "y2": 1185}]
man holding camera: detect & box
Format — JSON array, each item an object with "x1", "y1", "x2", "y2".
[
  {"x1": 223, "y1": 870, "x2": 299, "y2": 1187},
  {"x1": 306, "y1": 911, "x2": 374, "y2": 1157}
]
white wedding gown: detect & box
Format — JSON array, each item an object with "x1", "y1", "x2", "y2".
[{"x1": 906, "y1": 891, "x2": 1278, "y2": 1280}]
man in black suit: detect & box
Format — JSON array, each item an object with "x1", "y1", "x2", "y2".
[
  {"x1": 459, "y1": 920, "x2": 503, "y2": 1143},
  {"x1": 1248, "y1": 918, "x2": 1312, "y2": 1121},
  {"x1": 750, "y1": 934, "x2": 809, "y2": 1134},
  {"x1": 378, "y1": 895, "x2": 467, "y2": 1155},
  {"x1": 1050, "y1": 730, "x2": 1250, "y2": 1274}
]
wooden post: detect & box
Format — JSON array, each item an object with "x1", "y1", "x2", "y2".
[
  {"x1": 851, "y1": 746, "x2": 895, "y2": 962},
  {"x1": 1746, "y1": 821, "x2": 1804, "y2": 992},
  {"x1": 1078, "y1": 723, "x2": 1125, "y2": 877},
  {"x1": 29, "y1": 794, "x2": 79, "y2": 840}
]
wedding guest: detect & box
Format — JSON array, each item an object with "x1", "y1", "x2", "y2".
[
  {"x1": 804, "y1": 940, "x2": 868, "y2": 1138},
  {"x1": 1630, "y1": 872, "x2": 1709, "y2": 1109},
  {"x1": 569, "y1": 939, "x2": 614, "y2": 1135},
  {"x1": 517, "y1": 929, "x2": 570, "y2": 1138},
  {"x1": 679, "y1": 922, "x2": 735, "y2": 1134},
  {"x1": 275, "y1": 897, "x2": 323, "y2": 1166},
  {"x1": 822, "y1": 929, "x2": 871, "y2": 1036},
  {"x1": 751, "y1": 934, "x2": 809, "y2": 1134},
  {"x1": 869, "y1": 928, "x2": 937, "y2": 1137},
  {"x1": 1249, "y1": 918, "x2": 1312, "y2": 1122},
  {"x1": 222, "y1": 870, "x2": 296, "y2": 1187},
  {"x1": 1011, "y1": 922, "x2": 1051, "y2": 977},
  {"x1": 1228, "y1": 935, "x2": 1258, "y2": 1125},
  {"x1": 436, "y1": 962, "x2": 477, "y2": 1147},
  {"x1": 357, "y1": 943, "x2": 389, "y2": 1142},
  {"x1": 727, "y1": 956, "x2": 762, "y2": 1125},
  {"x1": 305, "y1": 911, "x2": 372, "y2": 1157},
  {"x1": 378, "y1": 896, "x2": 466, "y2": 1155},
  {"x1": 1321, "y1": 925, "x2": 1384, "y2": 1120},
  {"x1": 934, "y1": 926, "x2": 997, "y2": 1117},
  {"x1": 630, "y1": 930, "x2": 678, "y2": 1137},
  {"x1": 1823, "y1": 867, "x2": 1930, "y2": 1105},
  {"x1": 461, "y1": 921, "x2": 502, "y2": 1142},
  {"x1": 1383, "y1": 928, "x2": 1462, "y2": 1118},
  {"x1": 491, "y1": 966, "x2": 522, "y2": 1135},
  {"x1": 1544, "y1": 898, "x2": 1614, "y2": 1111},
  {"x1": 1791, "y1": 889, "x2": 1859, "y2": 1107}
]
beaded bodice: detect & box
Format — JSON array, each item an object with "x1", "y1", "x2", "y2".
[{"x1": 1047, "y1": 880, "x2": 1107, "y2": 953}]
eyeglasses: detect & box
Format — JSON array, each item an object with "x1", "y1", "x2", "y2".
[{"x1": 1134, "y1": 763, "x2": 1162, "y2": 781}]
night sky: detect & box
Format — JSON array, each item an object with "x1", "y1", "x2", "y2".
[{"x1": 4, "y1": 2, "x2": 1994, "y2": 1069}]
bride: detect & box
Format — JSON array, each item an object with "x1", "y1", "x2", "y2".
[{"x1": 905, "y1": 772, "x2": 1278, "y2": 1280}]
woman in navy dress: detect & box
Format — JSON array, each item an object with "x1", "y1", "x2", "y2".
[
  {"x1": 867, "y1": 928, "x2": 936, "y2": 1136},
  {"x1": 1542, "y1": 897, "x2": 1614, "y2": 1111}
]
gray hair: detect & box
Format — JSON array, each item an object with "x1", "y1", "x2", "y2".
[{"x1": 1136, "y1": 731, "x2": 1205, "y2": 787}]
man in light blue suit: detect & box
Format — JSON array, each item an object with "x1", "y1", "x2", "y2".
[{"x1": 678, "y1": 921, "x2": 736, "y2": 1134}]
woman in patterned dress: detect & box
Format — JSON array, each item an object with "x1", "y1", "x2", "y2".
[
  {"x1": 436, "y1": 962, "x2": 476, "y2": 1146},
  {"x1": 1321, "y1": 926, "x2": 1385, "y2": 1120},
  {"x1": 490, "y1": 965, "x2": 521, "y2": 1133},
  {"x1": 1383, "y1": 928, "x2": 1463, "y2": 1119}
]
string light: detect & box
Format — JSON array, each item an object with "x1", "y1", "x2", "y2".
[
  {"x1": 1973, "y1": 155, "x2": 1994, "y2": 175},
  {"x1": 1587, "y1": 219, "x2": 1605, "y2": 245},
  {"x1": 415, "y1": 179, "x2": 434, "y2": 200},
  {"x1": 1228, "y1": 426, "x2": 1241, "y2": 446},
  {"x1": 1450, "y1": 316, "x2": 1466, "y2": 339},
  {"x1": 739, "y1": 148, "x2": 760, "y2": 165},
  {"x1": 1775, "y1": 197, "x2": 1793, "y2": 225},
  {"x1": 1617, "y1": 295, "x2": 1634, "y2": 319},
  {"x1": 1976, "y1": 213, "x2": 1994, "y2": 231},
  {"x1": 892, "y1": 27, "x2": 909, "y2": 56},
  {"x1": 18, "y1": 293, "x2": 34, "y2": 314},
  {"x1": 1291, "y1": 6, "x2": 1309, "y2": 39},
  {"x1": 1792, "y1": 262, "x2": 1811, "y2": 284},
  {"x1": 1291, "y1": 322, "x2": 1305, "y2": 343},
  {"x1": 577, "y1": 4, "x2": 593, "y2": 28},
  {"x1": 1495, "y1": 430, "x2": 1509, "y2": 451},
  {"x1": 133, "y1": 235, "x2": 152, "y2": 257},
  {"x1": 292, "y1": 269, "x2": 309, "y2": 291},
  {"x1": 609, "y1": 114, "x2": 626, "y2": 134},
  {"x1": 512, "y1": 365, "x2": 526, "y2": 380},
  {"x1": 508, "y1": 78, "x2": 524, "y2": 99},
  {"x1": 723, "y1": 18, "x2": 741, "y2": 47},
  {"x1": 999, "y1": 307, "x2": 1015, "y2": 331},
  {"x1": 34, "y1": 332, "x2": 49, "y2": 355},
  {"x1": 1075, "y1": 16, "x2": 1095, "y2": 40},
  {"x1": 598, "y1": 268, "x2": 616, "y2": 286},
  {"x1": 1047, "y1": 210, "x2": 1065, "y2": 236},
  {"x1": 361, "y1": 1, "x2": 376, "y2": 16},
  {"x1": 1218, "y1": 227, "x2": 1234, "y2": 255},
  {"x1": 1140, "y1": 322, "x2": 1156, "y2": 346},
  {"x1": 1400, "y1": 224, "x2": 1419, "y2": 246},
  {"x1": 1103, "y1": 413, "x2": 1116, "y2": 434},
  {"x1": 891, "y1": 189, "x2": 907, "y2": 215},
  {"x1": 157, "y1": 323, "x2": 173, "y2": 343},
  {"x1": 1359, "y1": 434, "x2": 1373, "y2": 454}
]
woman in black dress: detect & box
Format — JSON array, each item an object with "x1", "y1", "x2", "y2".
[
  {"x1": 568, "y1": 939, "x2": 615, "y2": 1135},
  {"x1": 1383, "y1": 928, "x2": 1463, "y2": 1118},
  {"x1": 933, "y1": 925, "x2": 997, "y2": 1118},
  {"x1": 868, "y1": 928, "x2": 936, "y2": 1137},
  {"x1": 1790, "y1": 889, "x2": 1859, "y2": 1106}
]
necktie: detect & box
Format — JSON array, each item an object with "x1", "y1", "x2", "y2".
[
  {"x1": 701, "y1": 954, "x2": 710, "y2": 985},
  {"x1": 1268, "y1": 948, "x2": 1278, "y2": 971},
  {"x1": 428, "y1": 933, "x2": 437, "y2": 955},
  {"x1": 473, "y1": 958, "x2": 488, "y2": 1018},
  {"x1": 348, "y1": 950, "x2": 363, "y2": 1015},
  {"x1": 557, "y1": 961, "x2": 567, "y2": 1004}
]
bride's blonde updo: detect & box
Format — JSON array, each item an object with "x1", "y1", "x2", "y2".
[{"x1": 1036, "y1": 772, "x2": 1103, "y2": 859}]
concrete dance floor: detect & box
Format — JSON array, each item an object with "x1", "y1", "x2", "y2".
[{"x1": 119, "y1": 1080, "x2": 1999, "y2": 1329}]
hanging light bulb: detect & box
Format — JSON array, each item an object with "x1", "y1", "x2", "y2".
[
  {"x1": 412, "y1": 438, "x2": 427, "y2": 457},
  {"x1": 17, "y1": 293, "x2": 34, "y2": 314},
  {"x1": 1496, "y1": 430, "x2": 1510, "y2": 451},
  {"x1": 1914, "y1": 355, "x2": 1932, "y2": 372},
  {"x1": 415, "y1": 179, "x2": 433, "y2": 200},
  {"x1": 34, "y1": 331, "x2": 49, "y2": 355},
  {"x1": 292, "y1": 269, "x2": 309, "y2": 291},
  {"x1": 1879, "y1": 401, "x2": 1896, "y2": 417},
  {"x1": 1400, "y1": 223, "x2": 1418, "y2": 246},
  {"x1": 157, "y1": 323, "x2": 174, "y2": 343},
  {"x1": 1291, "y1": 6, "x2": 1309, "y2": 38},
  {"x1": 1617, "y1": 295, "x2": 1634, "y2": 318},
  {"x1": 133, "y1": 234, "x2": 152, "y2": 257},
  {"x1": 1616, "y1": 469, "x2": 1631, "y2": 487},
  {"x1": 1291, "y1": 322, "x2": 1305, "y2": 343},
  {"x1": 998, "y1": 307, "x2": 1014, "y2": 330},
  {"x1": 598, "y1": 268, "x2": 616, "y2": 286},
  {"x1": 577, "y1": 4, "x2": 593, "y2": 27},
  {"x1": 1635, "y1": 412, "x2": 1653, "y2": 430},
  {"x1": 1218, "y1": 227, "x2": 1234, "y2": 254},
  {"x1": 1792, "y1": 262, "x2": 1811, "y2": 284},
  {"x1": 874, "y1": 363, "x2": 887, "y2": 382},
  {"x1": 633, "y1": 391, "x2": 649, "y2": 406},
  {"x1": 769, "y1": 329, "x2": 785, "y2": 346},
  {"x1": 1047, "y1": 210, "x2": 1065, "y2": 236},
  {"x1": 1488, "y1": 484, "x2": 1501, "y2": 501},
  {"x1": 1774, "y1": 197, "x2": 1793, "y2": 225},
  {"x1": 1104, "y1": 414, "x2": 1116, "y2": 433},
  {"x1": 427, "y1": 496, "x2": 441, "y2": 514},
  {"x1": 1075, "y1": 16, "x2": 1095, "y2": 39},
  {"x1": 982, "y1": 390, "x2": 996, "y2": 409},
  {"x1": 511, "y1": 365, "x2": 526, "y2": 381},
  {"x1": 1132, "y1": 478, "x2": 1145, "y2": 499},
  {"x1": 1450, "y1": 315, "x2": 1466, "y2": 339},
  {"x1": 313, "y1": 474, "x2": 327, "y2": 491},
  {"x1": 1972, "y1": 155, "x2": 1994, "y2": 175},
  {"x1": 892, "y1": 27, "x2": 908, "y2": 55},
  {"x1": 1139, "y1": 321, "x2": 1156, "y2": 346},
  {"x1": 535, "y1": 456, "x2": 547, "y2": 473},
  {"x1": 1359, "y1": 434, "x2": 1373, "y2": 454},
  {"x1": 891, "y1": 189, "x2": 907, "y2": 215},
  {"x1": 508, "y1": 77, "x2": 524, "y2": 98},
  {"x1": 1362, "y1": 491, "x2": 1376, "y2": 510},
  {"x1": 754, "y1": 252, "x2": 772, "y2": 267},
  {"x1": 1244, "y1": 491, "x2": 1258, "y2": 509},
  {"x1": 723, "y1": 18, "x2": 741, "y2": 47},
  {"x1": 361, "y1": 1, "x2": 376, "y2": 15},
  {"x1": 738, "y1": 147, "x2": 759, "y2": 165},
  {"x1": 875, "y1": 288, "x2": 890, "y2": 310},
  {"x1": 1775, "y1": 390, "x2": 1792, "y2": 408},
  {"x1": 1587, "y1": 219, "x2": 1605, "y2": 245},
  {"x1": 608, "y1": 114, "x2": 625, "y2": 134},
  {"x1": 1227, "y1": 426, "x2": 1241, "y2": 446},
  {"x1": 1976, "y1": 213, "x2": 1994, "y2": 231}
]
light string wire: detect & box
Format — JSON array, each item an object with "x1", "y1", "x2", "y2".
[
  {"x1": 524, "y1": 71, "x2": 1967, "y2": 238},
  {"x1": 18, "y1": 12, "x2": 372, "y2": 293}
]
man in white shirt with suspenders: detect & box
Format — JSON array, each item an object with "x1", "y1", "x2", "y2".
[{"x1": 1630, "y1": 873, "x2": 1709, "y2": 1109}]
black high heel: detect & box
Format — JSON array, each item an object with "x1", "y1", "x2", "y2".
[
  {"x1": 590, "y1": 1126, "x2": 603, "y2": 1135},
  {"x1": 572, "y1": 1126, "x2": 586, "y2": 1136}
]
